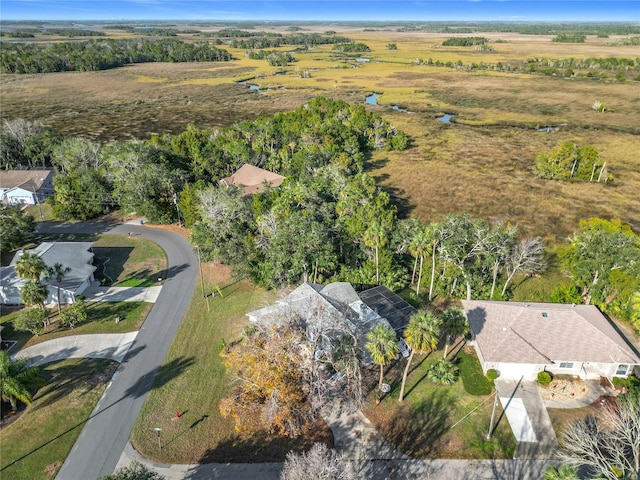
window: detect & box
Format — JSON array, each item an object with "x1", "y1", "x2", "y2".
[
  {"x1": 559, "y1": 362, "x2": 574, "y2": 369},
  {"x1": 616, "y1": 364, "x2": 629, "y2": 376}
]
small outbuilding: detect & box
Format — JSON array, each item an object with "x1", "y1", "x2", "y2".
[{"x1": 462, "y1": 300, "x2": 640, "y2": 382}]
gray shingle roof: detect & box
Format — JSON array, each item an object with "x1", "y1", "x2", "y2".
[{"x1": 462, "y1": 300, "x2": 640, "y2": 365}]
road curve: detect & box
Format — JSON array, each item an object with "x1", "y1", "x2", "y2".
[{"x1": 37, "y1": 221, "x2": 199, "y2": 480}]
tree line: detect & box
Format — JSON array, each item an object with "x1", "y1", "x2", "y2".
[
  {"x1": 227, "y1": 33, "x2": 354, "y2": 49},
  {"x1": 0, "y1": 38, "x2": 232, "y2": 74},
  {"x1": 2, "y1": 97, "x2": 638, "y2": 325}
]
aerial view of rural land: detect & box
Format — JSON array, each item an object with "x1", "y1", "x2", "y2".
[{"x1": 1, "y1": 0, "x2": 639, "y2": 479}]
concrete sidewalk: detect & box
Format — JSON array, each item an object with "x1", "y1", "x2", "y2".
[
  {"x1": 14, "y1": 332, "x2": 138, "y2": 366},
  {"x1": 83, "y1": 285, "x2": 162, "y2": 303}
]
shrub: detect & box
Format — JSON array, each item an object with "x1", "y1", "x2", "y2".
[
  {"x1": 486, "y1": 369, "x2": 500, "y2": 381},
  {"x1": 14, "y1": 308, "x2": 46, "y2": 335},
  {"x1": 427, "y1": 359, "x2": 459, "y2": 385},
  {"x1": 538, "y1": 371, "x2": 553, "y2": 386}
]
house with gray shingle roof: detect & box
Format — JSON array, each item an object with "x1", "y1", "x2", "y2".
[
  {"x1": 462, "y1": 300, "x2": 640, "y2": 381},
  {"x1": 0, "y1": 242, "x2": 96, "y2": 305}
]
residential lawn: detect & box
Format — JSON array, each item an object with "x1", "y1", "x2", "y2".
[
  {"x1": 131, "y1": 263, "x2": 332, "y2": 464},
  {"x1": 364, "y1": 345, "x2": 515, "y2": 459},
  {"x1": 23, "y1": 203, "x2": 55, "y2": 222},
  {"x1": 0, "y1": 358, "x2": 118, "y2": 480},
  {"x1": 1, "y1": 302, "x2": 152, "y2": 351},
  {"x1": 1, "y1": 233, "x2": 164, "y2": 350},
  {"x1": 92, "y1": 235, "x2": 167, "y2": 287},
  {"x1": 458, "y1": 349, "x2": 494, "y2": 396}
]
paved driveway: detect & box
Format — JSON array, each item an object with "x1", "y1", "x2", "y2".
[
  {"x1": 14, "y1": 332, "x2": 138, "y2": 366},
  {"x1": 494, "y1": 378, "x2": 558, "y2": 459},
  {"x1": 83, "y1": 285, "x2": 162, "y2": 303}
]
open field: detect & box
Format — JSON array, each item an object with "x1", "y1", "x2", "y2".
[
  {"x1": 2, "y1": 27, "x2": 638, "y2": 240},
  {"x1": 0, "y1": 358, "x2": 118, "y2": 480}
]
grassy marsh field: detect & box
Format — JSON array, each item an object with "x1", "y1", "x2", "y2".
[{"x1": 2, "y1": 26, "x2": 638, "y2": 240}]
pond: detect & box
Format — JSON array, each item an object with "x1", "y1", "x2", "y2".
[
  {"x1": 436, "y1": 113, "x2": 456, "y2": 124},
  {"x1": 365, "y1": 93, "x2": 380, "y2": 105},
  {"x1": 356, "y1": 57, "x2": 371, "y2": 63},
  {"x1": 537, "y1": 126, "x2": 558, "y2": 132},
  {"x1": 392, "y1": 105, "x2": 409, "y2": 113}
]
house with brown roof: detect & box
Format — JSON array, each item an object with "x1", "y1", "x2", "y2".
[
  {"x1": 0, "y1": 169, "x2": 54, "y2": 205},
  {"x1": 220, "y1": 164, "x2": 285, "y2": 195},
  {"x1": 462, "y1": 300, "x2": 640, "y2": 381}
]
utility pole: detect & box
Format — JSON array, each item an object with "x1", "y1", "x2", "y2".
[
  {"x1": 32, "y1": 186, "x2": 44, "y2": 220},
  {"x1": 487, "y1": 392, "x2": 499, "y2": 440},
  {"x1": 195, "y1": 245, "x2": 209, "y2": 312},
  {"x1": 173, "y1": 192, "x2": 182, "y2": 226}
]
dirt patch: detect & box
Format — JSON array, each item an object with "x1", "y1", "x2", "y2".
[
  {"x1": 44, "y1": 461, "x2": 62, "y2": 478},
  {"x1": 540, "y1": 378, "x2": 589, "y2": 402}
]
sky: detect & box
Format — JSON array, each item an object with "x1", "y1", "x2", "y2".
[{"x1": 0, "y1": 1, "x2": 638, "y2": 22}]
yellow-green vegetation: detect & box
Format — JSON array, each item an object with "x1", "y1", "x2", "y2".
[
  {"x1": 2, "y1": 27, "x2": 638, "y2": 241},
  {"x1": 0, "y1": 358, "x2": 118, "y2": 480},
  {"x1": 23, "y1": 203, "x2": 55, "y2": 222},
  {"x1": 364, "y1": 346, "x2": 515, "y2": 459}
]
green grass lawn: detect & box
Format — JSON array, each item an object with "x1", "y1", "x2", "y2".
[
  {"x1": 92, "y1": 235, "x2": 167, "y2": 287},
  {"x1": 1, "y1": 302, "x2": 152, "y2": 351},
  {"x1": 23, "y1": 203, "x2": 55, "y2": 222},
  {"x1": 364, "y1": 345, "x2": 515, "y2": 459},
  {"x1": 0, "y1": 358, "x2": 118, "y2": 480}
]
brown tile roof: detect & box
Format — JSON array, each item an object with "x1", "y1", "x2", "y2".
[
  {"x1": 462, "y1": 300, "x2": 640, "y2": 365},
  {"x1": 0, "y1": 169, "x2": 53, "y2": 190},
  {"x1": 221, "y1": 164, "x2": 284, "y2": 195}
]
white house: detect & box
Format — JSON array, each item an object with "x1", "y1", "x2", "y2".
[
  {"x1": 0, "y1": 169, "x2": 54, "y2": 205},
  {"x1": 246, "y1": 282, "x2": 416, "y2": 365},
  {"x1": 462, "y1": 300, "x2": 640, "y2": 382},
  {"x1": 0, "y1": 242, "x2": 96, "y2": 305}
]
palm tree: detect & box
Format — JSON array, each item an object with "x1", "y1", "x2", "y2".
[
  {"x1": 46, "y1": 262, "x2": 71, "y2": 315},
  {"x1": 363, "y1": 221, "x2": 388, "y2": 285},
  {"x1": 399, "y1": 311, "x2": 442, "y2": 402},
  {"x1": 0, "y1": 350, "x2": 42, "y2": 414},
  {"x1": 365, "y1": 324, "x2": 399, "y2": 390},
  {"x1": 441, "y1": 308, "x2": 469, "y2": 359},
  {"x1": 408, "y1": 227, "x2": 430, "y2": 296},
  {"x1": 543, "y1": 464, "x2": 579, "y2": 480},
  {"x1": 427, "y1": 359, "x2": 459, "y2": 385},
  {"x1": 15, "y1": 251, "x2": 46, "y2": 281}
]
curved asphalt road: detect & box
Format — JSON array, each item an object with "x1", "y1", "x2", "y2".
[{"x1": 36, "y1": 221, "x2": 198, "y2": 480}]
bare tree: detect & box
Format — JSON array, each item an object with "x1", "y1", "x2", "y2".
[
  {"x1": 281, "y1": 443, "x2": 356, "y2": 480},
  {"x1": 501, "y1": 237, "x2": 546, "y2": 298},
  {"x1": 559, "y1": 395, "x2": 640, "y2": 480}
]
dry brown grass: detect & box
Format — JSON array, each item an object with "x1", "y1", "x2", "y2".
[{"x1": 1, "y1": 28, "x2": 638, "y2": 239}]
